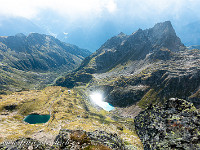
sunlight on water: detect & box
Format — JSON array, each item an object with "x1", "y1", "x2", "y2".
[{"x1": 90, "y1": 92, "x2": 114, "y2": 111}]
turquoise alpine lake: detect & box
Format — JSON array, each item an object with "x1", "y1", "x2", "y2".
[
  {"x1": 24, "y1": 114, "x2": 50, "y2": 124},
  {"x1": 102, "y1": 102, "x2": 114, "y2": 111}
]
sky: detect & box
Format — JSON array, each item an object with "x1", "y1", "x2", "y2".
[{"x1": 0, "y1": 0, "x2": 199, "y2": 51}]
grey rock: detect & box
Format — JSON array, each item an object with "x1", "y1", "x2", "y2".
[{"x1": 135, "y1": 98, "x2": 200, "y2": 150}]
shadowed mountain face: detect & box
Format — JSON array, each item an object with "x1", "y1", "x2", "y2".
[{"x1": 0, "y1": 33, "x2": 91, "y2": 71}]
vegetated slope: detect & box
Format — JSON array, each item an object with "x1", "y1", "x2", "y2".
[
  {"x1": 0, "y1": 86, "x2": 143, "y2": 150},
  {"x1": 56, "y1": 21, "x2": 200, "y2": 108},
  {"x1": 0, "y1": 33, "x2": 91, "y2": 94}
]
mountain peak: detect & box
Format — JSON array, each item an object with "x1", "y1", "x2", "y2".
[
  {"x1": 144, "y1": 21, "x2": 184, "y2": 51},
  {"x1": 15, "y1": 33, "x2": 26, "y2": 38},
  {"x1": 117, "y1": 32, "x2": 126, "y2": 37},
  {"x1": 151, "y1": 21, "x2": 175, "y2": 35},
  {"x1": 154, "y1": 21, "x2": 172, "y2": 28}
]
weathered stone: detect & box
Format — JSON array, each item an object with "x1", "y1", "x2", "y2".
[{"x1": 135, "y1": 98, "x2": 200, "y2": 150}]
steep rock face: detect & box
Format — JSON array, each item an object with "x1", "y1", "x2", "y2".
[
  {"x1": 96, "y1": 49, "x2": 200, "y2": 108},
  {"x1": 0, "y1": 33, "x2": 91, "y2": 71},
  {"x1": 144, "y1": 21, "x2": 183, "y2": 52},
  {"x1": 134, "y1": 98, "x2": 200, "y2": 150}
]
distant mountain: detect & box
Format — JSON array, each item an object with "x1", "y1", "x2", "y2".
[
  {"x1": 187, "y1": 45, "x2": 200, "y2": 50},
  {"x1": 177, "y1": 21, "x2": 200, "y2": 46},
  {"x1": 0, "y1": 33, "x2": 91, "y2": 93},
  {"x1": 0, "y1": 33, "x2": 91, "y2": 71}
]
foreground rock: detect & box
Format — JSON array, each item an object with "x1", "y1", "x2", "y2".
[
  {"x1": 134, "y1": 98, "x2": 200, "y2": 150},
  {"x1": 53, "y1": 129, "x2": 127, "y2": 150},
  {"x1": 0, "y1": 129, "x2": 130, "y2": 150}
]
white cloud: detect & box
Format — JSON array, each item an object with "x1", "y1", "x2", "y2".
[
  {"x1": 0, "y1": 0, "x2": 199, "y2": 24},
  {"x1": 0, "y1": 0, "x2": 199, "y2": 33},
  {"x1": 0, "y1": 0, "x2": 118, "y2": 19}
]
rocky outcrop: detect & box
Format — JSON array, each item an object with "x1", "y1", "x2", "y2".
[
  {"x1": 0, "y1": 138, "x2": 50, "y2": 150},
  {"x1": 53, "y1": 129, "x2": 126, "y2": 150},
  {"x1": 143, "y1": 21, "x2": 184, "y2": 52},
  {"x1": 55, "y1": 72, "x2": 93, "y2": 88},
  {"x1": 134, "y1": 98, "x2": 200, "y2": 150},
  {"x1": 0, "y1": 129, "x2": 128, "y2": 150}
]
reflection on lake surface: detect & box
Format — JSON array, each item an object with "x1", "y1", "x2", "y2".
[{"x1": 90, "y1": 92, "x2": 114, "y2": 111}]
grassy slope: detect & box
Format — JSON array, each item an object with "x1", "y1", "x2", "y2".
[
  {"x1": 0, "y1": 86, "x2": 143, "y2": 149},
  {"x1": 0, "y1": 61, "x2": 73, "y2": 94}
]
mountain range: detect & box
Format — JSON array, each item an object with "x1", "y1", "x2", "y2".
[
  {"x1": 2, "y1": 17, "x2": 200, "y2": 52},
  {"x1": 0, "y1": 21, "x2": 200, "y2": 149},
  {"x1": 56, "y1": 21, "x2": 199, "y2": 107}
]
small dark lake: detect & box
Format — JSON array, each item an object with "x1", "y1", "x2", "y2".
[{"x1": 24, "y1": 114, "x2": 50, "y2": 124}]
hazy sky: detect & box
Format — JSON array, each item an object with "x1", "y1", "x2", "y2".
[
  {"x1": 0, "y1": 0, "x2": 199, "y2": 50},
  {"x1": 0, "y1": 0, "x2": 198, "y2": 22}
]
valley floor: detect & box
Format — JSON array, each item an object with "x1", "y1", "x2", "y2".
[{"x1": 0, "y1": 86, "x2": 143, "y2": 149}]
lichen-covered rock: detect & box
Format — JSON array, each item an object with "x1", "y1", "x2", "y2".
[
  {"x1": 53, "y1": 129, "x2": 127, "y2": 150},
  {"x1": 0, "y1": 130, "x2": 129, "y2": 150},
  {"x1": 134, "y1": 98, "x2": 200, "y2": 150},
  {"x1": 0, "y1": 138, "x2": 50, "y2": 150}
]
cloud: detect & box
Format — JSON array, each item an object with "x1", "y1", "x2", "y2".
[
  {"x1": 0, "y1": 0, "x2": 117, "y2": 19},
  {"x1": 0, "y1": 0, "x2": 199, "y2": 25}
]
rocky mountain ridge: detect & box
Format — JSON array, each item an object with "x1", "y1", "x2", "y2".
[
  {"x1": 76, "y1": 21, "x2": 185, "y2": 73},
  {"x1": 56, "y1": 21, "x2": 200, "y2": 109}
]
